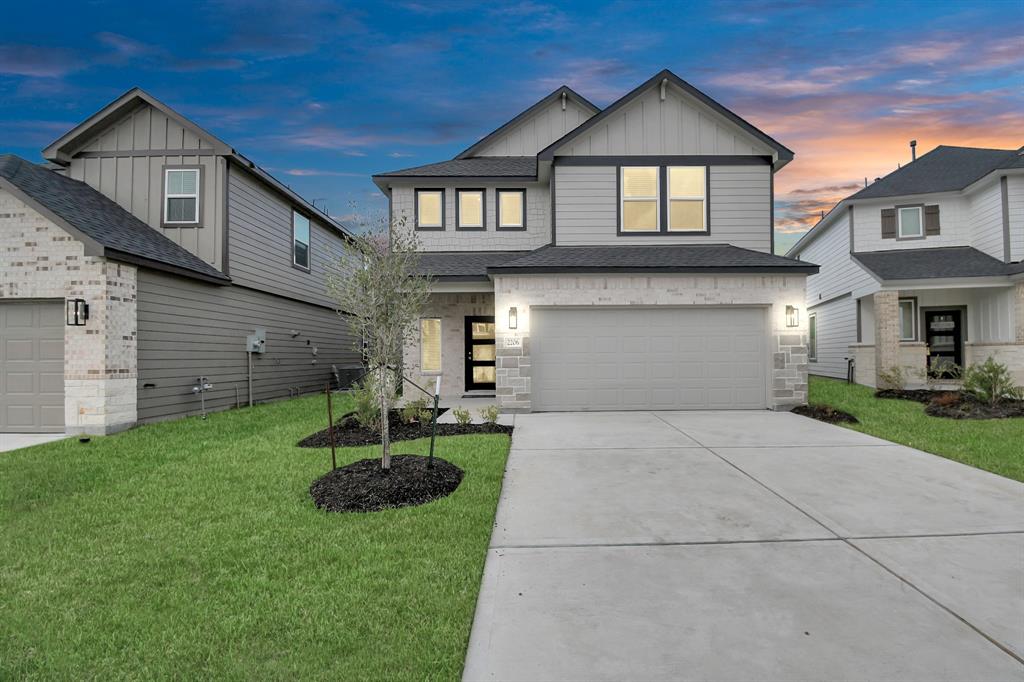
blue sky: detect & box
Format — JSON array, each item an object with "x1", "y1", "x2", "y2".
[{"x1": 1, "y1": 0, "x2": 1021, "y2": 251}]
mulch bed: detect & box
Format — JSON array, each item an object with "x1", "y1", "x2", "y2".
[
  {"x1": 876, "y1": 389, "x2": 1024, "y2": 419},
  {"x1": 792, "y1": 404, "x2": 859, "y2": 424},
  {"x1": 310, "y1": 455, "x2": 463, "y2": 513},
  {"x1": 874, "y1": 388, "x2": 938, "y2": 404},
  {"x1": 297, "y1": 408, "x2": 513, "y2": 448}
]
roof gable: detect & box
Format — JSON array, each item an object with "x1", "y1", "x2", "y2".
[
  {"x1": 538, "y1": 70, "x2": 793, "y2": 167},
  {"x1": 456, "y1": 86, "x2": 599, "y2": 159}
]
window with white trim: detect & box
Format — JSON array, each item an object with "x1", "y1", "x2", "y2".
[
  {"x1": 898, "y1": 298, "x2": 916, "y2": 341},
  {"x1": 620, "y1": 167, "x2": 659, "y2": 232},
  {"x1": 898, "y1": 206, "x2": 923, "y2": 239},
  {"x1": 420, "y1": 318, "x2": 441, "y2": 373},
  {"x1": 808, "y1": 313, "x2": 817, "y2": 361},
  {"x1": 457, "y1": 189, "x2": 484, "y2": 229},
  {"x1": 164, "y1": 168, "x2": 200, "y2": 224},
  {"x1": 293, "y1": 211, "x2": 310, "y2": 269},
  {"x1": 667, "y1": 166, "x2": 706, "y2": 232}
]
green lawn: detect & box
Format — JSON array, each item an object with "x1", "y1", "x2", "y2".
[
  {"x1": 0, "y1": 395, "x2": 510, "y2": 681},
  {"x1": 809, "y1": 375, "x2": 1024, "y2": 482}
]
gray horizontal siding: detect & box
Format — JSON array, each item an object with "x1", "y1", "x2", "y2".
[
  {"x1": 809, "y1": 296, "x2": 857, "y2": 380},
  {"x1": 136, "y1": 269, "x2": 362, "y2": 423},
  {"x1": 226, "y1": 165, "x2": 350, "y2": 308}
]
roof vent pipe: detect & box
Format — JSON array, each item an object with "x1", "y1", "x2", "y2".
[
  {"x1": 910, "y1": 139, "x2": 917, "y2": 161},
  {"x1": 561, "y1": 91, "x2": 567, "y2": 111},
  {"x1": 660, "y1": 78, "x2": 668, "y2": 101}
]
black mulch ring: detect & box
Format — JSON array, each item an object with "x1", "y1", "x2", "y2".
[
  {"x1": 310, "y1": 455, "x2": 463, "y2": 513},
  {"x1": 874, "y1": 388, "x2": 938, "y2": 404},
  {"x1": 924, "y1": 394, "x2": 1024, "y2": 420},
  {"x1": 792, "y1": 404, "x2": 859, "y2": 424},
  {"x1": 297, "y1": 408, "x2": 512, "y2": 448}
]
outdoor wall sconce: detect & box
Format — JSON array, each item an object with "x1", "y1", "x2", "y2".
[
  {"x1": 66, "y1": 298, "x2": 89, "y2": 326},
  {"x1": 785, "y1": 305, "x2": 799, "y2": 328},
  {"x1": 508, "y1": 306, "x2": 518, "y2": 330}
]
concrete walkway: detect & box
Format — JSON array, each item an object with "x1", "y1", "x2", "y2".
[
  {"x1": 0, "y1": 433, "x2": 68, "y2": 453},
  {"x1": 463, "y1": 411, "x2": 1024, "y2": 681}
]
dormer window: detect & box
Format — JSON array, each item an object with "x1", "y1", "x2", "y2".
[
  {"x1": 415, "y1": 189, "x2": 445, "y2": 230},
  {"x1": 163, "y1": 168, "x2": 200, "y2": 225},
  {"x1": 667, "y1": 167, "x2": 706, "y2": 232},
  {"x1": 620, "y1": 167, "x2": 659, "y2": 232},
  {"x1": 457, "y1": 189, "x2": 485, "y2": 230},
  {"x1": 898, "y1": 206, "x2": 923, "y2": 239}
]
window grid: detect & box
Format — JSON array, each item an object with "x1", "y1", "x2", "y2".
[
  {"x1": 620, "y1": 166, "x2": 660, "y2": 232},
  {"x1": 667, "y1": 166, "x2": 706, "y2": 232},
  {"x1": 164, "y1": 168, "x2": 200, "y2": 224}
]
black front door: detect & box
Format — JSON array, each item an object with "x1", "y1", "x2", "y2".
[
  {"x1": 925, "y1": 310, "x2": 963, "y2": 377},
  {"x1": 464, "y1": 316, "x2": 496, "y2": 391}
]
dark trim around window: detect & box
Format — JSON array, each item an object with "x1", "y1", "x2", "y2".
[
  {"x1": 616, "y1": 164, "x2": 711, "y2": 237},
  {"x1": 895, "y1": 203, "x2": 926, "y2": 241},
  {"x1": 557, "y1": 154, "x2": 771, "y2": 166},
  {"x1": 455, "y1": 188, "x2": 487, "y2": 231},
  {"x1": 496, "y1": 188, "x2": 528, "y2": 231},
  {"x1": 414, "y1": 188, "x2": 446, "y2": 231},
  {"x1": 292, "y1": 209, "x2": 311, "y2": 272},
  {"x1": 161, "y1": 164, "x2": 204, "y2": 228}
]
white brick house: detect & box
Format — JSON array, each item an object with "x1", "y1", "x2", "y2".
[{"x1": 373, "y1": 69, "x2": 818, "y2": 412}]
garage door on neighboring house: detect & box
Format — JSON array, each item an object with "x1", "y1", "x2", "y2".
[
  {"x1": 531, "y1": 307, "x2": 768, "y2": 411},
  {"x1": 0, "y1": 301, "x2": 65, "y2": 432}
]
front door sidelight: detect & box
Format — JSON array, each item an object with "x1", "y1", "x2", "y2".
[
  {"x1": 925, "y1": 310, "x2": 962, "y2": 377},
  {"x1": 464, "y1": 316, "x2": 496, "y2": 391}
]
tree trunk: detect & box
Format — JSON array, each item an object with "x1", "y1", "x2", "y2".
[{"x1": 378, "y1": 366, "x2": 391, "y2": 471}]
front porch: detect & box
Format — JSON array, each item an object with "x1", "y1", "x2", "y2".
[{"x1": 851, "y1": 282, "x2": 1024, "y2": 388}]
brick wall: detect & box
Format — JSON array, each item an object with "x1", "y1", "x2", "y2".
[
  {"x1": 872, "y1": 290, "x2": 900, "y2": 388},
  {"x1": 0, "y1": 189, "x2": 137, "y2": 434}
]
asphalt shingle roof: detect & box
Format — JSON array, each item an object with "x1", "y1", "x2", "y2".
[
  {"x1": 850, "y1": 146, "x2": 1024, "y2": 200},
  {"x1": 374, "y1": 156, "x2": 537, "y2": 178},
  {"x1": 488, "y1": 244, "x2": 819, "y2": 274},
  {"x1": 416, "y1": 251, "x2": 531, "y2": 280},
  {"x1": 0, "y1": 154, "x2": 228, "y2": 281},
  {"x1": 852, "y1": 246, "x2": 1017, "y2": 280}
]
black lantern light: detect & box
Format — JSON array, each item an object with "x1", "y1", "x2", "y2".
[
  {"x1": 785, "y1": 305, "x2": 799, "y2": 328},
  {"x1": 67, "y1": 298, "x2": 89, "y2": 326}
]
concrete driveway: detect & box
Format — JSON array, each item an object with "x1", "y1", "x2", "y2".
[
  {"x1": 463, "y1": 411, "x2": 1024, "y2": 681},
  {"x1": 0, "y1": 433, "x2": 67, "y2": 453}
]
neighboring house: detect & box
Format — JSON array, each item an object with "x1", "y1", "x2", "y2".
[
  {"x1": 0, "y1": 89, "x2": 361, "y2": 435},
  {"x1": 787, "y1": 145, "x2": 1024, "y2": 388},
  {"x1": 373, "y1": 69, "x2": 818, "y2": 412}
]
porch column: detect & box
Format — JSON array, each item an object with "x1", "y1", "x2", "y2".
[
  {"x1": 1016, "y1": 282, "x2": 1024, "y2": 343},
  {"x1": 873, "y1": 290, "x2": 900, "y2": 388}
]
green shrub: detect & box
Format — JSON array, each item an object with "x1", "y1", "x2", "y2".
[
  {"x1": 877, "y1": 365, "x2": 907, "y2": 390},
  {"x1": 962, "y1": 357, "x2": 1023, "y2": 406},
  {"x1": 452, "y1": 408, "x2": 472, "y2": 426},
  {"x1": 417, "y1": 408, "x2": 434, "y2": 424},
  {"x1": 351, "y1": 375, "x2": 382, "y2": 431},
  {"x1": 478, "y1": 404, "x2": 500, "y2": 425},
  {"x1": 401, "y1": 398, "x2": 428, "y2": 424}
]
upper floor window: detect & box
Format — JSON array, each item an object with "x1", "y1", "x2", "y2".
[
  {"x1": 898, "y1": 206, "x2": 923, "y2": 239},
  {"x1": 497, "y1": 189, "x2": 526, "y2": 230},
  {"x1": 416, "y1": 189, "x2": 444, "y2": 230},
  {"x1": 667, "y1": 167, "x2": 706, "y2": 232},
  {"x1": 164, "y1": 168, "x2": 200, "y2": 225},
  {"x1": 293, "y1": 211, "x2": 310, "y2": 269},
  {"x1": 457, "y1": 189, "x2": 485, "y2": 230},
  {"x1": 620, "y1": 166, "x2": 659, "y2": 232}
]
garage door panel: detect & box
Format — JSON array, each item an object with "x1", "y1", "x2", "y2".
[
  {"x1": 1, "y1": 302, "x2": 65, "y2": 432},
  {"x1": 5, "y1": 339, "x2": 35, "y2": 361},
  {"x1": 6, "y1": 372, "x2": 35, "y2": 393},
  {"x1": 532, "y1": 307, "x2": 767, "y2": 411}
]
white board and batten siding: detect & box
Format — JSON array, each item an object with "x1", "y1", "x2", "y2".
[
  {"x1": 65, "y1": 103, "x2": 227, "y2": 270},
  {"x1": 472, "y1": 97, "x2": 595, "y2": 157},
  {"x1": 554, "y1": 165, "x2": 771, "y2": 251},
  {"x1": 1008, "y1": 175, "x2": 1024, "y2": 261},
  {"x1": 968, "y1": 177, "x2": 1006, "y2": 260}
]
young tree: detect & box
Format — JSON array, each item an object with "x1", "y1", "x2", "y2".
[{"x1": 328, "y1": 219, "x2": 431, "y2": 470}]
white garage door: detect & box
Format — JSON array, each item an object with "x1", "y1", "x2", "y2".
[
  {"x1": 1, "y1": 301, "x2": 65, "y2": 432},
  {"x1": 531, "y1": 307, "x2": 767, "y2": 411}
]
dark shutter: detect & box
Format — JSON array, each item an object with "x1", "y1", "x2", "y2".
[
  {"x1": 924, "y1": 204, "x2": 940, "y2": 235},
  {"x1": 881, "y1": 208, "x2": 897, "y2": 238}
]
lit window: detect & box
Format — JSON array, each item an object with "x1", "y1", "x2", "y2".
[
  {"x1": 416, "y1": 190, "x2": 444, "y2": 229},
  {"x1": 898, "y1": 206, "x2": 923, "y2": 238},
  {"x1": 420, "y1": 318, "x2": 441, "y2": 373},
  {"x1": 164, "y1": 168, "x2": 200, "y2": 224},
  {"x1": 667, "y1": 167, "x2": 706, "y2": 232},
  {"x1": 293, "y1": 211, "x2": 310, "y2": 269},
  {"x1": 457, "y1": 190, "x2": 484, "y2": 229},
  {"x1": 497, "y1": 189, "x2": 525, "y2": 229},
  {"x1": 620, "y1": 167, "x2": 659, "y2": 232},
  {"x1": 899, "y1": 299, "x2": 916, "y2": 341},
  {"x1": 808, "y1": 314, "x2": 817, "y2": 361}
]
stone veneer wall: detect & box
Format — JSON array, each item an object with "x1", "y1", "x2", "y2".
[
  {"x1": 402, "y1": 292, "x2": 494, "y2": 398},
  {"x1": 872, "y1": 290, "x2": 900, "y2": 388},
  {"x1": 0, "y1": 189, "x2": 137, "y2": 434},
  {"x1": 491, "y1": 273, "x2": 810, "y2": 411}
]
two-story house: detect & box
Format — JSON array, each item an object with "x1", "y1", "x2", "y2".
[
  {"x1": 373, "y1": 69, "x2": 818, "y2": 413},
  {"x1": 1, "y1": 88, "x2": 361, "y2": 435},
  {"x1": 787, "y1": 145, "x2": 1024, "y2": 388}
]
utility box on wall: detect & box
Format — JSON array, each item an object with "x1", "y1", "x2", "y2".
[{"x1": 246, "y1": 327, "x2": 266, "y2": 353}]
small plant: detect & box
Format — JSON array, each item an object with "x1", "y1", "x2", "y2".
[
  {"x1": 452, "y1": 407, "x2": 472, "y2": 426},
  {"x1": 877, "y1": 365, "x2": 907, "y2": 390},
  {"x1": 401, "y1": 397, "x2": 428, "y2": 424},
  {"x1": 351, "y1": 375, "x2": 382, "y2": 431},
  {"x1": 479, "y1": 404, "x2": 500, "y2": 425},
  {"x1": 417, "y1": 408, "x2": 433, "y2": 424},
  {"x1": 962, "y1": 357, "x2": 1024, "y2": 406}
]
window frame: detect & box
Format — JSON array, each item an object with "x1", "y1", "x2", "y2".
[
  {"x1": 808, "y1": 313, "x2": 817, "y2": 362},
  {"x1": 666, "y1": 166, "x2": 708, "y2": 233},
  {"x1": 162, "y1": 166, "x2": 202, "y2": 227},
  {"x1": 419, "y1": 317, "x2": 442, "y2": 375},
  {"x1": 618, "y1": 166, "x2": 661, "y2": 234},
  {"x1": 292, "y1": 210, "x2": 311, "y2": 271},
  {"x1": 897, "y1": 204, "x2": 924, "y2": 240},
  {"x1": 496, "y1": 188, "x2": 527, "y2": 231},
  {"x1": 456, "y1": 188, "x2": 487, "y2": 231},
  {"x1": 898, "y1": 297, "x2": 918, "y2": 341},
  {"x1": 414, "y1": 189, "x2": 446, "y2": 231}
]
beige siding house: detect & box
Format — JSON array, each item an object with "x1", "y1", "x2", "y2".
[{"x1": 374, "y1": 70, "x2": 818, "y2": 413}]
